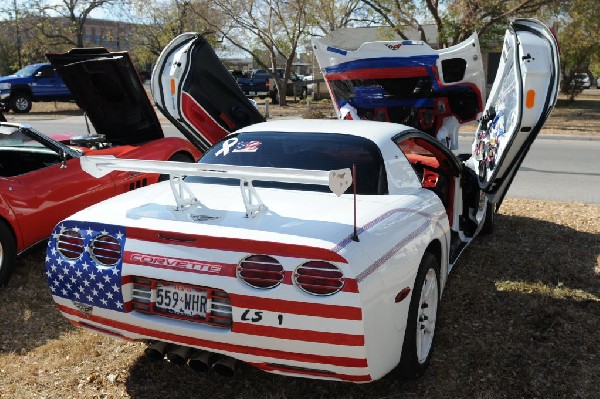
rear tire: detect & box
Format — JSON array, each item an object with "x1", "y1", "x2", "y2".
[
  {"x1": 399, "y1": 252, "x2": 440, "y2": 379},
  {"x1": 9, "y1": 92, "x2": 32, "y2": 113},
  {"x1": 0, "y1": 221, "x2": 17, "y2": 286}
]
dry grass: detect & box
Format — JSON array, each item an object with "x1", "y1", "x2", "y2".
[{"x1": 1, "y1": 198, "x2": 598, "y2": 399}]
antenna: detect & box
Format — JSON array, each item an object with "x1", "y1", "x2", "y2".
[{"x1": 352, "y1": 164, "x2": 359, "y2": 242}]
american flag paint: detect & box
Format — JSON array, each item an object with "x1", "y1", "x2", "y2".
[{"x1": 46, "y1": 221, "x2": 126, "y2": 313}]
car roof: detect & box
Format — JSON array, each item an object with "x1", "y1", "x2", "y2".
[{"x1": 235, "y1": 119, "x2": 413, "y2": 145}]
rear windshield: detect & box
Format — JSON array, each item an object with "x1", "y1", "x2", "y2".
[{"x1": 190, "y1": 131, "x2": 387, "y2": 194}]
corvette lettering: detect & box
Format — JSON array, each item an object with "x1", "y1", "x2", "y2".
[{"x1": 127, "y1": 252, "x2": 223, "y2": 273}]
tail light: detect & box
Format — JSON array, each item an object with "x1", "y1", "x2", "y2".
[
  {"x1": 265, "y1": 78, "x2": 270, "y2": 91},
  {"x1": 90, "y1": 234, "x2": 122, "y2": 266},
  {"x1": 57, "y1": 229, "x2": 85, "y2": 260},
  {"x1": 294, "y1": 261, "x2": 344, "y2": 295},
  {"x1": 237, "y1": 255, "x2": 283, "y2": 289}
]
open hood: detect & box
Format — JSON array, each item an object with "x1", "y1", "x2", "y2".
[
  {"x1": 312, "y1": 29, "x2": 485, "y2": 149},
  {"x1": 471, "y1": 19, "x2": 559, "y2": 207},
  {"x1": 47, "y1": 48, "x2": 163, "y2": 145},
  {"x1": 151, "y1": 33, "x2": 265, "y2": 151}
]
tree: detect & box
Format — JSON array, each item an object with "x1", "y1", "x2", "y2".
[
  {"x1": 27, "y1": 0, "x2": 114, "y2": 47},
  {"x1": 307, "y1": 0, "x2": 373, "y2": 35},
  {"x1": 123, "y1": 0, "x2": 218, "y2": 70},
  {"x1": 194, "y1": 0, "x2": 310, "y2": 106},
  {"x1": 553, "y1": 0, "x2": 600, "y2": 100},
  {"x1": 360, "y1": 0, "x2": 558, "y2": 47}
]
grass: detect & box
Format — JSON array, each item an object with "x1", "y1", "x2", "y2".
[{"x1": 0, "y1": 198, "x2": 598, "y2": 398}]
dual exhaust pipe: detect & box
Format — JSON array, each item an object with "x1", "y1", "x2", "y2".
[{"x1": 145, "y1": 341, "x2": 237, "y2": 377}]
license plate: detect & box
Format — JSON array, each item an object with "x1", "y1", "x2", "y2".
[
  {"x1": 156, "y1": 283, "x2": 208, "y2": 318},
  {"x1": 249, "y1": 91, "x2": 256, "y2": 96}
]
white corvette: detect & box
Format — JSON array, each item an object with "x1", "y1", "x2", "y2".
[{"x1": 45, "y1": 19, "x2": 559, "y2": 382}]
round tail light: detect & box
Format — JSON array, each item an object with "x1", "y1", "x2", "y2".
[
  {"x1": 294, "y1": 261, "x2": 344, "y2": 295},
  {"x1": 91, "y1": 234, "x2": 122, "y2": 266},
  {"x1": 237, "y1": 255, "x2": 284, "y2": 289},
  {"x1": 57, "y1": 229, "x2": 85, "y2": 260}
]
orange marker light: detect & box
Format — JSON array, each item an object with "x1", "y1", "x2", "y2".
[
  {"x1": 526, "y1": 89, "x2": 535, "y2": 109},
  {"x1": 170, "y1": 79, "x2": 176, "y2": 95}
]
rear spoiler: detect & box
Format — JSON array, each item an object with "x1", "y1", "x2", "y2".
[{"x1": 80, "y1": 156, "x2": 352, "y2": 217}]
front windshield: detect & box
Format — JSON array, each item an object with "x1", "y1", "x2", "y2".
[
  {"x1": 192, "y1": 131, "x2": 387, "y2": 194},
  {"x1": 0, "y1": 125, "x2": 45, "y2": 148},
  {"x1": 13, "y1": 64, "x2": 39, "y2": 77}
]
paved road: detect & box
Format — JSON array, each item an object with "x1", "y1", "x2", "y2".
[
  {"x1": 18, "y1": 116, "x2": 600, "y2": 205},
  {"x1": 457, "y1": 136, "x2": 600, "y2": 204}
]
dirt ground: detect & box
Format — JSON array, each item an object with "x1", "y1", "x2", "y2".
[
  {"x1": 0, "y1": 93, "x2": 598, "y2": 398},
  {"x1": 0, "y1": 198, "x2": 598, "y2": 399}
]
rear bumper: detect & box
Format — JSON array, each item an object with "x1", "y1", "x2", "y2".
[{"x1": 52, "y1": 295, "x2": 373, "y2": 382}]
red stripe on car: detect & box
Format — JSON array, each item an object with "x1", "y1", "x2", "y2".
[
  {"x1": 229, "y1": 294, "x2": 363, "y2": 320},
  {"x1": 123, "y1": 251, "x2": 237, "y2": 277},
  {"x1": 232, "y1": 323, "x2": 365, "y2": 346},
  {"x1": 126, "y1": 227, "x2": 348, "y2": 263},
  {"x1": 56, "y1": 304, "x2": 367, "y2": 368},
  {"x1": 326, "y1": 66, "x2": 429, "y2": 81}
]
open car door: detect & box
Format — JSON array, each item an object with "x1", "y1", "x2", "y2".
[
  {"x1": 312, "y1": 29, "x2": 485, "y2": 149},
  {"x1": 151, "y1": 33, "x2": 265, "y2": 152},
  {"x1": 471, "y1": 19, "x2": 559, "y2": 208}
]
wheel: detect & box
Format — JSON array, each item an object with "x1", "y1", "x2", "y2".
[
  {"x1": 158, "y1": 153, "x2": 195, "y2": 182},
  {"x1": 480, "y1": 200, "x2": 496, "y2": 235},
  {"x1": 9, "y1": 92, "x2": 32, "y2": 113},
  {"x1": 399, "y1": 252, "x2": 440, "y2": 379},
  {"x1": 0, "y1": 221, "x2": 17, "y2": 286},
  {"x1": 270, "y1": 91, "x2": 279, "y2": 104}
]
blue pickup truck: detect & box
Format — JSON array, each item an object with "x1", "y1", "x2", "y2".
[
  {"x1": 237, "y1": 69, "x2": 306, "y2": 102},
  {"x1": 0, "y1": 63, "x2": 72, "y2": 113}
]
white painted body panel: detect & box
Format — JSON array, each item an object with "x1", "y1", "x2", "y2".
[{"x1": 47, "y1": 132, "x2": 450, "y2": 381}]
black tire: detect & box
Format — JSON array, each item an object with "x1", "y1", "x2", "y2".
[
  {"x1": 0, "y1": 221, "x2": 17, "y2": 287},
  {"x1": 9, "y1": 92, "x2": 32, "y2": 113},
  {"x1": 158, "y1": 153, "x2": 195, "y2": 182},
  {"x1": 270, "y1": 91, "x2": 279, "y2": 104},
  {"x1": 399, "y1": 252, "x2": 440, "y2": 379},
  {"x1": 480, "y1": 200, "x2": 496, "y2": 235}
]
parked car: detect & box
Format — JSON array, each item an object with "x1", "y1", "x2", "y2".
[
  {"x1": 237, "y1": 68, "x2": 306, "y2": 102},
  {"x1": 0, "y1": 47, "x2": 211, "y2": 286},
  {"x1": 45, "y1": 19, "x2": 559, "y2": 382},
  {"x1": 0, "y1": 63, "x2": 73, "y2": 113},
  {"x1": 572, "y1": 72, "x2": 591, "y2": 89}
]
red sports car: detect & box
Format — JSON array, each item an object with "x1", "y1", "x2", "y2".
[{"x1": 0, "y1": 48, "x2": 206, "y2": 285}]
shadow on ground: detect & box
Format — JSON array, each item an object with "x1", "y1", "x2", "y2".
[
  {"x1": 122, "y1": 213, "x2": 599, "y2": 399},
  {"x1": 0, "y1": 243, "x2": 75, "y2": 354}
]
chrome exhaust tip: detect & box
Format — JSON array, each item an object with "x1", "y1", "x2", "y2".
[
  {"x1": 166, "y1": 345, "x2": 192, "y2": 365},
  {"x1": 188, "y1": 351, "x2": 213, "y2": 373},
  {"x1": 212, "y1": 356, "x2": 237, "y2": 377},
  {"x1": 144, "y1": 341, "x2": 170, "y2": 361}
]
